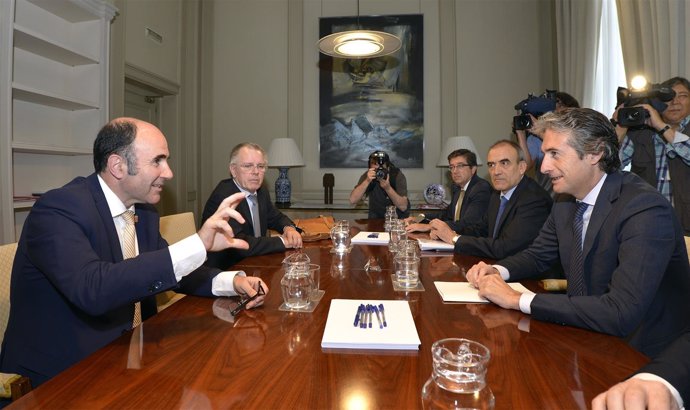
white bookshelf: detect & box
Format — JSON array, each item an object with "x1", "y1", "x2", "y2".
[{"x1": 0, "y1": 0, "x2": 117, "y2": 242}]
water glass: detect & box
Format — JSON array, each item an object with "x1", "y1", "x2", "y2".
[
  {"x1": 388, "y1": 219, "x2": 407, "y2": 253},
  {"x1": 308, "y1": 263, "x2": 320, "y2": 299},
  {"x1": 280, "y1": 261, "x2": 313, "y2": 309},
  {"x1": 384, "y1": 205, "x2": 396, "y2": 231},
  {"x1": 396, "y1": 239, "x2": 420, "y2": 258},
  {"x1": 394, "y1": 254, "x2": 420, "y2": 288}
]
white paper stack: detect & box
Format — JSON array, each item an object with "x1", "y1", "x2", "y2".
[
  {"x1": 321, "y1": 299, "x2": 421, "y2": 350},
  {"x1": 351, "y1": 231, "x2": 390, "y2": 245},
  {"x1": 434, "y1": 281, "x2": 532, "y2": 303},
  {"x1": 416, "y1": 238, "x2": 455, "y2": 252}
]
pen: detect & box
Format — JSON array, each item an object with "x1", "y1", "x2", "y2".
[
  {"x1": 373, "y1": 305, "x2": 383, "y2": 329},
  {"x1": 378, "y1": 303, "x2": 387, "y2": 327},
  {"x1": 367, "y1": 305, "x2": 373, "y2": 328},
  {"x1": 354, "y1": 304, "x2": 363, "y2": 327},
  {"x1": 360, "y1": 305, "x2": 366, "y2": 328}
]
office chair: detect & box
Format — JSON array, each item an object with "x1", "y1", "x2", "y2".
[
  {"x1": 0, "y1": 242, "x2": 32, "y2": 401},
  {"x1": 157, "y1": 212, "x2": 197, "y2": 310}
]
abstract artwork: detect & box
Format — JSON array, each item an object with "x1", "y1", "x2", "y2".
[{"x1": 319, "y1": 14, "x2": 424, "y2": 169}]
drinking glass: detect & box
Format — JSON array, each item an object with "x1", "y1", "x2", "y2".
[
  {"x1": 308, "y1": 263, "x2": 320, "y2": 299},
  {"x1": 330, "y1": 221, "x2": 351, "y2": 254},
  {"x1": 396, "y1": 239, "x2": 420, "y2": 258},
  {"x1": 394, "y1": 254, "x2": 420, "y2": 288},
  {"x1": 280, "y1": 260, "x2": 313, "y2": 309},
  {"x1": 388, "y1": 219, "x2": 407, "y2": 253}
]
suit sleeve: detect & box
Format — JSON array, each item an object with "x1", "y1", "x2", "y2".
[
  {"x1": 636, "y1": 331, "x2": 690, "y2": 405},
  {"x1": 455, "y1": 190, "x2": 550, "y2": 259}
]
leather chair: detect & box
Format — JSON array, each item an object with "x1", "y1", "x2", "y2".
[
  {"x1": 0, "y1": 242, "x2": 31, "y2": 401},
  {"x1": 156, "y1": 212, "x2": 197, "y2": 310}
]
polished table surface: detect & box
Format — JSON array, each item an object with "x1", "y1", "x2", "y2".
[{"x1": 11, "y1": 220, "x2": 647, "y2": 409}]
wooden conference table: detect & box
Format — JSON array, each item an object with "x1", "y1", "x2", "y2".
[{"x1": 10, "y1": 220, "x2": 647, "y2": 409}]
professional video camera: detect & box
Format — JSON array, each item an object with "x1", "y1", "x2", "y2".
[
  {"x1": 616, "y1": 84, "x2": 676, "y2": 128},
  {"x1": 370, "y1": 151, "x2": 389, "y2": 180},
  {"x1": 513, "y1": 89, "x2": 558, "y2": 130}
]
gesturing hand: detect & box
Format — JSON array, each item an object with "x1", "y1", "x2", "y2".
[{"x1": 198, "y1": 192, "x2": 250, "y2": 251}]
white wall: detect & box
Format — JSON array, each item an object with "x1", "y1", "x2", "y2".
[{"x1": 202, "y1": 0, "x2": 556, "y2": 205}]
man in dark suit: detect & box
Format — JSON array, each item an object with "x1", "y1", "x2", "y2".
[
  {"x1": 592, "y1": 330, "x2": 689, "y2": 409},
  {"x1": 202, "y1": 143, "x2": 302, "y2": 269},
  {"x1": 0, "y1": 118, "x2": 267, "y2": 387},
  {"x1": 405, "y1": 148, "x2": 491, "y2": 235},
  {"x1": 467, "y1": 108, "x2": 690, "y2": 358},
  {"x1": 431, "y1": 140, "x2": 552, "y2": 260}
]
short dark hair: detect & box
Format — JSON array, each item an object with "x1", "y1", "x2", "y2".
[
  {"x1": 488, "y1": 140, "x2": 525, "y2": 162},
  {"x1": 532, "y1": 108, "x2": 620, "y2": 173},
  {"x1": 661, "y1": 76, "x2": 690, "y2": 92},
  {"x1": 93, "y1": 120, "x2": 138, "y2": 174},
  {"x1": 556, "y1": 91, "x2": 580, "y2": 108},
  {"x1": 448, "y1": 149, "x2": 477, "y2": 167}
]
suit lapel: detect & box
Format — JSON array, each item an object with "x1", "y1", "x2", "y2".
[
  {"x1": 86, "y1": 174, "x2": 124, "y2": 262},
  {"x1": 582, "y1": 173, "x2": 620, "y2": 258}
]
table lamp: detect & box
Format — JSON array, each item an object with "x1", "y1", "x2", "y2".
[
  {"x1": 267, "y1": 138, "x2": 305, "y2": 208},
  {"x1": 437, "y1": 136, "x2": 483, "y2": 166}
]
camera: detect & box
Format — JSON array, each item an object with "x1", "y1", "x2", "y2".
[
  {"x1": 370, "y1": 151, "x2": 389, "y2": 180},
  {"x1": 513, "y1": 90, "x2": 558, "y2": 130},
  {"x1": 616, "y1": 84, "x2": 675, "y2": 128}
]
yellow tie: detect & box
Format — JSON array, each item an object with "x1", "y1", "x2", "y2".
[
  {"x1": 121, "y1": 210, "x2": 142, "y2": 328},
  {"x1": 454, "y1": 189, "x2": 465, "y2": 221}
]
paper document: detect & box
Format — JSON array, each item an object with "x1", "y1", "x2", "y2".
[
  {"x1": 417, "y1": 238, "x2": 455, "y2": 252},
  {"x1": 351, "y1": 231, "x2": 390, "y2": 245},
  {"x1": 434, "y1": 281, "x2": 532, "y2": 303},
  {"x1": 321, "y1": 299, "x2": 421, "y2": 350}
]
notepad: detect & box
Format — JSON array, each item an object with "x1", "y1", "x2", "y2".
[
  {"x1": 416, "y1": 238, "x2": 455, "y2": 252},
  {"x1": 321, "y1": 299, "x2": 421, "y2": 350},
  {"x1": 351, "y1": 231, "x2": 390, "y2": 245},
  {"x1": 434, "y1": 281, "x2": 532, "y2": 303}
]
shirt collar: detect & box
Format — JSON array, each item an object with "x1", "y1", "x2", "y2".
[
  {"x1": 233, "y1": 180, "x2": 256, "y2": 196},
  {"x1": 97, "y1": 175, "x2": 134, "y2": 218},
  {"x1": 580, "y1": 173, "x2": 607, "y2": 207},
  {"x1": 501, "y1": 176, "x2": 523, "y2": 200}
]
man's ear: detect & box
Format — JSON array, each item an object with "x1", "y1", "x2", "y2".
[
  {"x1": 518, "y1": 159, "x2": 528, "y2": 175},
  {"x1": 588, "y1": 151, "x2": 604, "y2": 166},
  {"x1": 107, "y1": 154, "x2": 126, "y2": 180}
]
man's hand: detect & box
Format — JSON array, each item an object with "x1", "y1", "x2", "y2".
[
  {"x1": 282, "y1": 226, "x2": 303, "y2": 249},
  {"x1": 429, "y1": 220, "x2": 455, "y2": 243},
  {"x1": 198, "y1": 192, "x2": 249, "y2": 251},
  {"x1": 476, "y1": 274, "x2": 521, "y2": 310},
  {"x1": 366, "y1": 167, "x2": 377, "y2": 183},
  {"x1": 466, "y1": 261, "x2": 499, "y2": 287},
  {"x1": 592, "y1": 377, "x2": 678, "y2": 410},
  {"x1": 233, "y1": 276, "x2": 268, "y2": 309},
  {"x1": 405, "y1": 222, "x2": 431, "y2": 233},
  {"x1": 378, "y1": 172, "x2": 392, "y2": 190}
]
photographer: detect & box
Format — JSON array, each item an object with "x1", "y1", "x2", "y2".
[
  {"x1": 613, "y1": 76, "x2": 690, "y2": 234},
  {"x1": 349, "y1": 151, "x2": 410, "y2": 219},
  {"x1": 515, "y1": 91, "x2": 580, "y2": 197}
]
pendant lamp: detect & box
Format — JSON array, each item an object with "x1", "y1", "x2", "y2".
[{"x1": 318, "y1": 1, "x2": 401, "y2": 59}]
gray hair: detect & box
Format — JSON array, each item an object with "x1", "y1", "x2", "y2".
[
  {"x1": 488, "y1": 139, "x2": 525, "y2": 162},
  {"x1": 229, "y1": 142, "x2": 267, "y2": 164},
  {"x1": 532, "y1": 108, "x2": 620, "y2": 173}
]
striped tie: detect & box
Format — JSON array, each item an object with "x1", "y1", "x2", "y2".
[
  {"x1": 567, "y1": 202, "x2": 589, "y2": 296},
  {"x1": 121, "y1": 210, "x2": 142, "y2": 328}
]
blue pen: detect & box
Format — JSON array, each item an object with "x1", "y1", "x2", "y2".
[
  {"x1": 378, "y1": 303, "x2": 387, "y2": 327},
  {"x1": 354, "y1": 304, "x2": 363, "y2": 327},
  {"x1": 367, "y1": 305, "x2": 373, "y2": 328},
  {"x1": 373, "y1": 305, "x2": 383, "y2": 329},
  {"x1": 360, "y1": 305, "x2": 367, "y2": 328}
]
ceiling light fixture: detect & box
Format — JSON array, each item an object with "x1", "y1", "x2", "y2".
[{"x1": 318, "y1": 1, "x2": 401, "y2": 59}]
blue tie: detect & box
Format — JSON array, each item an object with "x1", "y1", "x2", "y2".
[
  {"x1": 247, "y1": 194, "x2": 261, "y2": 237},
  {"x1": 568, "y1": 201, "x2": 589, "y2": 296},
  {"x1": 493, "y1": 196, "x2": 508, "y2": 238}
]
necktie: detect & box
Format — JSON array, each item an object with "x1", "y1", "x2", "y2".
[
  {"x1": 492, "y1": 196, "x2": 508, "y2": 238},
  {"x1": 453, "y1": 189, "x2": 465, "y2": 221},
  {"x1": 567, "y1": 201, "x2": 589, "y2": 296},
  {"x1": 121, "y1": 210, "x2": 142, "y2": 328},
  {"x1": 248, "y1": 194, "x2": 261, "y2": 237}
]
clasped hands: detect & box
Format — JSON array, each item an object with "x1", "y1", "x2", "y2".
[{"x1": 466, "y1": 261, "x2": 522, "y2": 311}]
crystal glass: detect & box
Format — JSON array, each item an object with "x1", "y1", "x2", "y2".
[
  {"x1": 384, "y1": 205, "x2": 396, "y2": 231},
  {"x1": 307, "y1": 263, "x2": 320, "y2": 299},
  {"x1": 330, "y1": 220, "x2": 351, "y2": 254},
  {"x1": 396, "y1": 239, "x2": 420, "y2": 258},
  {"x1": 394, "y1": 254, "x2": 420, "y2": 288},
  {"x1": 281, "y1": 259, "x2": 313, "y2": 309},
  {"x1": 388, "y1": 219, "x2": 407, "y2": 253},
  {"x1": 421, "y1": 338, "x2": 495, "y2": 409}
]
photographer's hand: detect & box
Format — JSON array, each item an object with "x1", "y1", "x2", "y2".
[
  {"x1": 637, "y1": 103, "x2": 674, "y2": 142},
  {"x1": 611, "y1": 104, "x2": 629, "y2": 142},
  {"x1": 366, "y1": 167, "x2": 377, "y2": 183},
  {"x1": 378, "y1": 173, "x2": 392, "y2": 190}
]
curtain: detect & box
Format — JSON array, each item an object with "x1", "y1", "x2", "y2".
[
  {"x1": 616, "y1": 0, "x2": 688, "y2": 83},
  {"x1": 555, "y1": 0, "x2": 604, "y2": 109}
]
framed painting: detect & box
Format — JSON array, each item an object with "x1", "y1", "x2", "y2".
[{"x1": 319, "y1": 14, "x2": 424, "y2": 169}]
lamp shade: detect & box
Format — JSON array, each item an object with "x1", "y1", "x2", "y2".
[
  {"x1": 318, "y1": 30, "x2": 401, "y2": 59},
  {"x1": 267, "y1": 138, "x2": 305, "y2": 168},
  {"x1": 436, "y1": 136, "x2": 483, "y2": 166}
]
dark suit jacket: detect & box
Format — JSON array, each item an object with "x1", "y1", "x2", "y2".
[
  {"x1": 0, "y1": 174, "x2": 221, "y2": 386},
  {"x1": 455, "y1": 176, "x2": 552, "y2": 259},
  {"x1": 201, "y1": 179, "x2": 294, "y2": 269},
  {"x1": 500, "y1": 171, "x2": 690, "y2": 357},
  {"x1": 637, "y1": 330, "x2": 690, "y2": 404},
  {"x1": 428, "y1": 174, "x2": 491, "y2": 235}
]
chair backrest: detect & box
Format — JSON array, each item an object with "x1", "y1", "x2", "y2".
[
  {"x1": 159, "y1": 212, "x2": 197, "y2": 245},
  {"x1": 0, "y1": 243, "x2": 18, "y2": 346}
]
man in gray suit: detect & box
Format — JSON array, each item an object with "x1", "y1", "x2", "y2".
[{"x1": 466, "y1": 108, "x2": 690, "y2": 358}]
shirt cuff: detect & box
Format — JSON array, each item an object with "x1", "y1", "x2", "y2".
[
  {"x1": 211, "y1": 270, "x2": 246, "y2": 297},
  {"x1": 633, "y1": 373, "x2": 684, "y2": 410},
  {"x1": 493, "y1": 264, "x2": 510, "y2": 280},
  {"x1": 672, "y1": 130, "x2": 689, "y2": 144},
  {"x1": 519, "y1": 293, "x2": 536, "y2": 314},
  {"x1": 169, "y1": 234, "x2": 207, "y2": 282}
]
